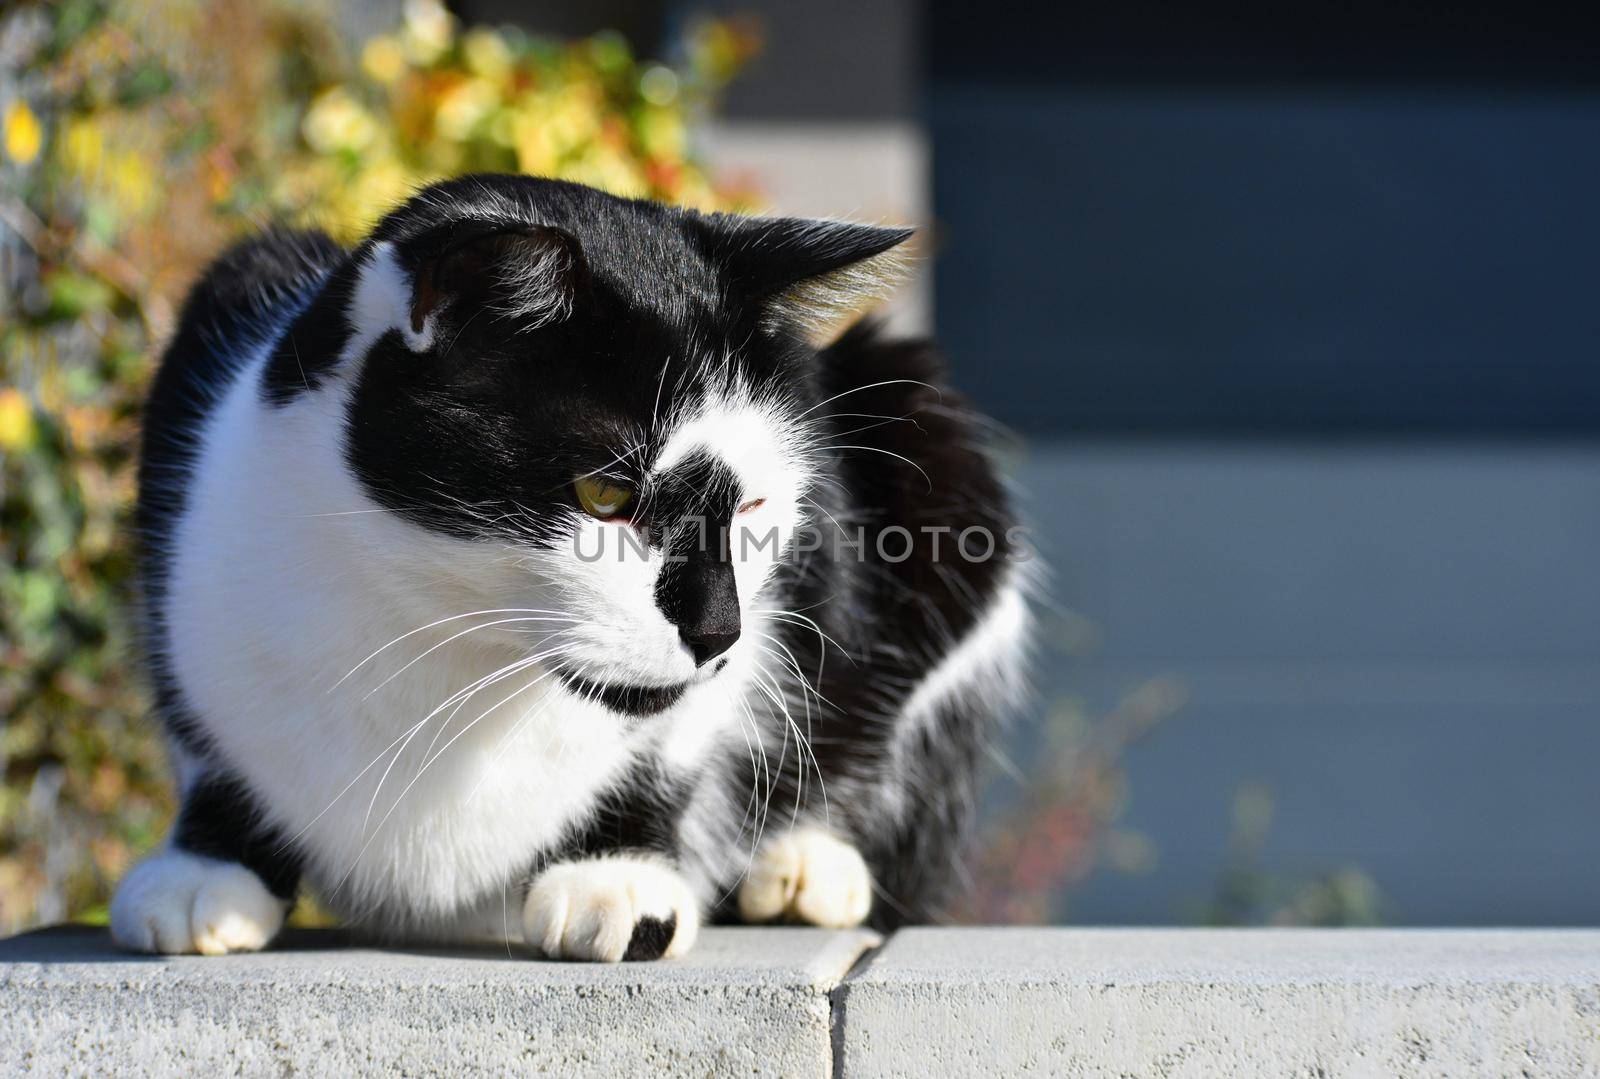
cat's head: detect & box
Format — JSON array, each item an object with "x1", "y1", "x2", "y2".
[{"x1": 275, "y1": 176, "x2": 910, "y2": 716}]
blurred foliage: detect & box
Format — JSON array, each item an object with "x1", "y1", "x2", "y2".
[
  {"x1": 958, "y1": 670, "x2": 1381, "y2": 927},
  {"x1": 1197, "y1": 781, "x2": 1383, "y2": 927},
  {"x1": 0, "y1": 0, "x2": 756, "y2": 934}
]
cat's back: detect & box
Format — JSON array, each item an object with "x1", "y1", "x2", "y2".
[{"x1": 814, "y1": 319, "x2": 1018, "y2": 624}]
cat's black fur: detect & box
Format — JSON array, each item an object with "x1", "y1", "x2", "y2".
[{"x1": 134, "y1": 175, "x2": 1026, "y2": 940}]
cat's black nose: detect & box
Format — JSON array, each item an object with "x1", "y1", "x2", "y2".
[
  {"x1": 681, "y1": 623, "x2": 739, "y2": 666},
  {"x1": 657, "y1": 537, "x2": 742, "y2": 667}
]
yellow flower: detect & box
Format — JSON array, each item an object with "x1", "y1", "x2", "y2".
[
  {"x1": 401, "y1": 0, "x2": 454, "y2": 65},
  {"x1": 462, "y1": 28, "x2": 512, "y2": 80},
  {"x1": 109, "y1": 148, "x2": 157, "y2": 218},
  {"x1": 303, "y1": 89, "x2": 378, "y2": 154},
  {"x1": 434, "y1": 77, "x2": 499, "y2": 141},
  {"x1": 0, "y1": 389, "x2": 38, "y2": 452},
  {"x1": 545, "y1": 84, "x2": 602, "y2": 154},
  {"x1": 362, "y1": 35, "x2": 408, "y2": 85},
  {"x1": 4, "y1": 101, "x2": 43, "y2": 165},
  {"x1": 60, "y1": 116, "x2": 104, "y2": 177}
]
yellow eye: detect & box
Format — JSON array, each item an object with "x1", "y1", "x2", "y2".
[{"x1": 574, "y1": 475, "x2": 634, "y2": 520}]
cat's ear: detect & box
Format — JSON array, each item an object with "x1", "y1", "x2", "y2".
[
  {"x1": 404, "y1": 222, "x2": 586, "y2": 340},
  {"x1": 703, "y1": 215, "x2": 914, "y2": 336}
]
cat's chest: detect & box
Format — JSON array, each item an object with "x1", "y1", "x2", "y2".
[
  {"x1": 274, "y1": 656, "x2": 737, "y2": 924},
  {"x1": 288, "y1": 669, "x2": 643, "y2": 920}
]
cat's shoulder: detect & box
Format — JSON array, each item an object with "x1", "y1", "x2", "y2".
[{"x1": 171, "y1": 227, "x2": 346, "y2": 354}]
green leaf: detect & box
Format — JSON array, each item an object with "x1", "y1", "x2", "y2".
[
  {"x1": 115, "y1": 63, "x2": 176, "y2": 107},
  {"x1": 43, "y1": 271, "x2": 115, "y2": 322}
]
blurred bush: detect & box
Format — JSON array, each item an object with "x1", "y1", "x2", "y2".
[
  {"x1": 0, "y1": 0, "x2": 756, "y2": 934},
  {"x1": 957, "y1": 671, "x2": 1382, "y2": 927},
  {"x1": 955, "y1": 673, "x2": 1185, "y2": 924}
]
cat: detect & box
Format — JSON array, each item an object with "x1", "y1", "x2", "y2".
[{"x1": 110, "y1": 175, "x2": 1031, "y2": 961}]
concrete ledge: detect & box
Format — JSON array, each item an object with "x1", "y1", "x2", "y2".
[
  {"x1": 5, "y1": 927, "x2": 1600, "y2": 1076},
  {"x1": 0, "y1": 927, "x2": 876, "y2": 1076},
  {"x1": 842, "y1": 928, "x2": 1600, "y2": 1077}
]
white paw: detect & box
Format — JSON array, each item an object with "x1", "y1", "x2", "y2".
[
  {"x1": 109, "y1": 849, "x2": 287, "y2": 956},
  {"x1": 523, "y1": 856, "x2": 700, "y2": 962},
  {"x1": 738, "y1": 826, "x2": 873, "y2": 928}
]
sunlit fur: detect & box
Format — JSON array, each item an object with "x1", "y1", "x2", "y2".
[{"x1": 114, "y1": 176, "x2": 1030, "y2": 957}]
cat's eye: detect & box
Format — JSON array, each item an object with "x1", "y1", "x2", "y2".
[
  {"x1": 574, "y1": 476, "x2": 635, "y2": 520},
  {"x1": 737, "y1": 498, "x2": 766, "y2": 515}
]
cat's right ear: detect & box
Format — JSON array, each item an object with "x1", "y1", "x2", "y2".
[{"x1": 697, "y1": 214, "x2": 914, "y2": 338}]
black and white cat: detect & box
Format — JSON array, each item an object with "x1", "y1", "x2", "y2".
[{"x1": 110, "y1": 175, "x2": 1030, "y2": 961}]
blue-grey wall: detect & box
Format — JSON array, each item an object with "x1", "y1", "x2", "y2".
[
  {"x1": 929, "y1": 6, "x2": 1600, "y2": 923},
  {"x1": 931, "y1": 88, "x2": 1600, "y2": 434}
]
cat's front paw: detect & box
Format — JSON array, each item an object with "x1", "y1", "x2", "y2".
[
  {"x1": 738, "y1": 826, "x2": 873, "y2": 928},
  {"x1": 110, "y1": 849, "x2": 288, "y2": 955},
  {"x1": 522, "y1": 856, "x2": 700, "y2": 962}
]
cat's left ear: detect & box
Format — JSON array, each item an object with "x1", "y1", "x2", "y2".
[
  {"x1": 401, "y1": 221, "x2": 587, "y2": 344},
  {"x1": 702, "y1": 215, "x2": 914, "y2": 336}
]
